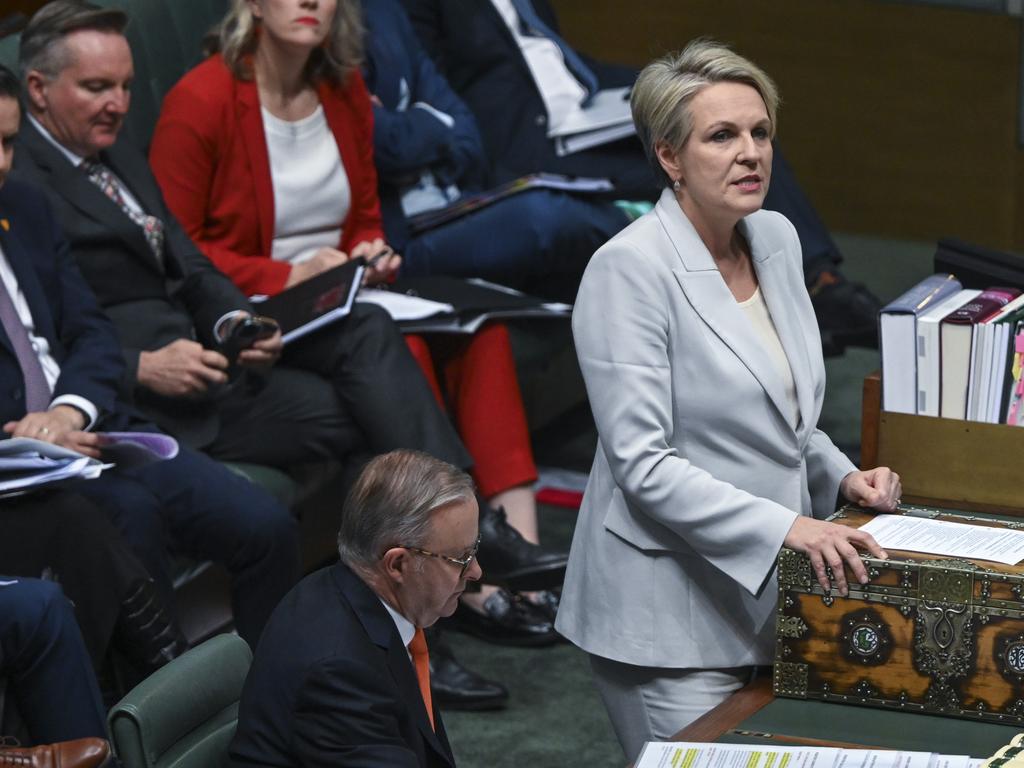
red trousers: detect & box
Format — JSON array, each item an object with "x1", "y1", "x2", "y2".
[{"x1": 404, "y1": 323, "x2": 537, "y2": 498}]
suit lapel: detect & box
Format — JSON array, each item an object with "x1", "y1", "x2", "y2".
[
  {"x1": 658, "y1": 190, "x2": 797, "y2": 429},
  {"x1": 101, "y1": 147, "x2": 169, "y2": 276},
  {"x1": 235, "y1": 78, "x2": 276, "y2": 259},
  {"x1": 747, "y1": 219, "x2": 814, "y2": 435},
  {"x1": 19, "y1": 121, "x2": 161, "y2": 276},
  {"x1": 0, "y1": 201, "x2": 58, "y2": 360},
  {"x1": 330, "y1": 565, "x2": 455, "y2": 766}
]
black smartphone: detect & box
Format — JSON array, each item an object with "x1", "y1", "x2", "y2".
[{"x1": 218, "y1": 314, "x2": 280, "y2": 360}]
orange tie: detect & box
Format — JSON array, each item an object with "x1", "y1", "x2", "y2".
[{"x1": 408, "y1": 628, "x2": 435, "y2": 730}]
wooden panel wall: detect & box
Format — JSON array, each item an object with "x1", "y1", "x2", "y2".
[{"x1": 553, "y1": 0, "x2": 1024, "y2": 252}]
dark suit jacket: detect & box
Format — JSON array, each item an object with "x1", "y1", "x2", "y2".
[
  {"x1": 363, "y1": 0, "x2": 487, "y2": 250},
  {"x1": 0, "y1": 179, "x2": 128, "y2": 430},
  {"x1": 12, "y1": 118, "x2": 252, "y2": 446},
  {"x1": 150, "y1": 56, "x2": 386, "y2": 297},
  {"x1": 230, "y1": 562, "x2": 455, "y2": 768},
  {"x1": 400, "y1": 0, "x2": 638, "y2": 188}
]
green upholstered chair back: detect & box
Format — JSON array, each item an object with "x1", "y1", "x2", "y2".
[{"x1": 109, "y1": 633, "x2": 252, "y2": 768}]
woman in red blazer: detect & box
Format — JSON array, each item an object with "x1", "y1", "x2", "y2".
[{"x1": 149, "y1": 1, "x2": 543, "y2": 545}]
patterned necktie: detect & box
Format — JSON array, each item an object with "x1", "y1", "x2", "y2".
[
  {"x1": 0, "y1": 274, "x2": 51, "y2": 414},
  {"x1": 509, "y1": 0, "x2": 599, "y2": 104},
  {"x1": 82, "y1": 159, "x2": 165, "y2": 260},
  {"x1": 408, "y1": 628, "x2": 435, "y2": 731}
]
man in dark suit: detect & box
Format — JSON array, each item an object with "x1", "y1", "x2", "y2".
[
  {"x1": 401, "y1": 0, "x2": 882, "y2": 354},
  {"x1": 231, "y1": 451, "x2": 474, "y2": 767},
  {"x1": 0, "y1": 63, "x2": 296, "y2": 647}
]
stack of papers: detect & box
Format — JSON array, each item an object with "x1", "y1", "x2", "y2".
[
  {"x1": 636, "y1": 742, "x2": 981, "y2": 768},
  {"x1": 548, "y1": 86, "x2": 636, "y2": 156},
  {"x1": 0, "y1": 438, "x2": 107, "y2": 496}
]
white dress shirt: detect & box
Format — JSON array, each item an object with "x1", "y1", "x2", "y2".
[
  {"x1": 0, "y1": 242, "x2": 97, "y2": 427},
  {"x1": 489, "y1": 0, "x2": 588, "y2": 133},
  {"x1": 380, "y1": 597, "x2": 416, "y2": 662},
  {"x1": 28, "y1": 114, "x2": 148, "y2": 218}
]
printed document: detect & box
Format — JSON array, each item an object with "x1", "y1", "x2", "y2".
[{"x1": 859, "y1": 515, "x2": 1024, "y2": 565}]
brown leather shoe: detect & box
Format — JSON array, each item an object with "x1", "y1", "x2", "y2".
[{"x1": 0, "y1": 737, "x2": 110, "y2": 767}]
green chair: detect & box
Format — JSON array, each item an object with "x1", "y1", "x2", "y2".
[{"x1": 109, "y1": 634, "x2": 251, "y2": 768}]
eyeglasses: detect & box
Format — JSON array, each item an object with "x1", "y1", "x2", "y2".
[{"x1": 401, "y1": 536, "x2": 481, "y2": 579}]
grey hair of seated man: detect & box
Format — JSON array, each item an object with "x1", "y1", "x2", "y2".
[{"x1": 337, "y1": 450, "x2": 476, "y2": 577}]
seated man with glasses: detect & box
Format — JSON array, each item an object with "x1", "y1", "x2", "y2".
[{"x1": 230, "y1": 450, "x2": 478, "y2": 767}]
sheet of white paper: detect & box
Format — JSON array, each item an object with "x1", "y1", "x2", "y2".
[
  {"x1": 859, "y1": 515, "x2": 1024, "y2": 564},
  {"x1": 356, "y1": 290, "x2": 454, "y2": 322}
]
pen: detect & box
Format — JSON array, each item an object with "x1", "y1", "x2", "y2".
[{"x1": 364, "y1": 246, "x2": 394, "y2": 270}]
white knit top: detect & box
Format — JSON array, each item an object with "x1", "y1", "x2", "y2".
[
  {"x1": 262, "y1": 105, "x2": 350, "y2": 264},
  {"x1": 737, "y1": 286, "x2": 800, "y2": 429}
]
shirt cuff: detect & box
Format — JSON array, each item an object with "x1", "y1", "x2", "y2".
[
  {"x1": 412, "y1": 102, "x2": 455, "y2": 129},
  {"x1": 50, "y1": 395, "x2": 98, "y2": 431}
]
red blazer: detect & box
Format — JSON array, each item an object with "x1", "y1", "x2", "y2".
[{"x1": 150, "y1": 55, "x2": 385, "y2": 296}]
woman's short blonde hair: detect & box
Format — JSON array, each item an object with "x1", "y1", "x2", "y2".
[
  {"x1": 630, "y1": 39, "x2": 780, "y2": 187},
  {"x1": 217, "y1": 0, "x2": 363, "y2": 85}
]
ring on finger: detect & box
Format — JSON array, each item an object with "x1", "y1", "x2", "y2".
[{"x1": 38, "y1": 426, "x2": 50, "y2": 435}]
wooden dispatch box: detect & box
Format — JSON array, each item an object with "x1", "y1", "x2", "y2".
[{"x1": 774, "y1": 504, "x2": 1024, "y2": 726}]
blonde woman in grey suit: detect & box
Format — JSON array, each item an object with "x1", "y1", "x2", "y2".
[{"x1": 555, "y1": 40, "x2": 902, "y2": 760}]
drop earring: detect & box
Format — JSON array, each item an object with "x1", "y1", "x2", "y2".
[{"x1": 672, "y1": 178, "x2": 681, "y2": 192}]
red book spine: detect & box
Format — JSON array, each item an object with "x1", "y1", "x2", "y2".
[{"x1": 943, "y1": 287, "x2": 1022, "y2": 325}]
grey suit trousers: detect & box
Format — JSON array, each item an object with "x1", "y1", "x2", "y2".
[{"x1": 589, "y1": 654, "x2": 752, "y2": 762}]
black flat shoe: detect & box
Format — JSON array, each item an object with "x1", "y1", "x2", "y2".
[
  {"x1": 451, "y1": 588, "x2": 561, "y2": 647},
  {"x1": 426, "y1": 633, "x2": 509, "y2": 711},
  {"x1": 477, "y1": 503, "x2": 568, "y2": 591}
]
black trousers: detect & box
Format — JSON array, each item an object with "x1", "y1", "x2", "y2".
[{"x1": 209, "y1": 302, "x2": 471, "y2": 470}]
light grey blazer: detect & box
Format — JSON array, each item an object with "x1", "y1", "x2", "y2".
[{"x1": 555, "y1": 189, "x2": 855, "y2": 669}]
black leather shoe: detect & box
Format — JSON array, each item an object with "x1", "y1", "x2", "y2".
[
  {"x1": 451, "y1": 588, "x2": 562, "y2": 647},
  {"x1": 477, "y1": 503, "x2": 568, "y2": 591},
  {"x1": 523, "y1": 588, "x2": 560, "y2": 624},
  {"x1": 426, "y1": 634, "x2": 509, "y2": 711}
]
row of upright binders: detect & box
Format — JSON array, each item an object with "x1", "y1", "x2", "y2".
[{"x1": 879, "y1": 274, "x2": 1024, "y2": 424}]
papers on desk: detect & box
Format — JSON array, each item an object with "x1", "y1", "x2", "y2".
[
  {"x1": 635, "y1": 742, "x2": 980, "y2": 768},
  {"x1": 0, "y1": 438, "x2": 108, "y2": 496},
  {"x1": 547, "y1": 86, "x2": 636, "y2": 156},
  {"x1": 859, "y1": 514, "x2": 1024, "y2": 565}
]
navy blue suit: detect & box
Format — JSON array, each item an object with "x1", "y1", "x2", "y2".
[
  {"x1": 0, "y1": 179, "x2": 298, "y2": 646},
  {"x1": 0, "y1": 180, "x2": 124, "y2": 428},
  {"x1": 364, "y1": 0, "x2": 628, "y2": 298},
  {"x1": 231, "y1": 562, "x2": 455, "y2": 768},
  {"x1": 0, "y1": 577, "x2": 107, "y2": 744}
]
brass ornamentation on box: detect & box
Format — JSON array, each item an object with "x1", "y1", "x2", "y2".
[{"x1": 774, "y1": 505, "x2": 1024, "y2": 724}]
